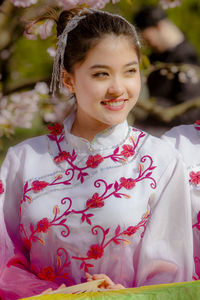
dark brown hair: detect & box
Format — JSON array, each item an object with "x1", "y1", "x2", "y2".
[{"x1": 31, "y1": 8, "x2": 141, "y2": 74}]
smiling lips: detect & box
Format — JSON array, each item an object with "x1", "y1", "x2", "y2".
[{"x1": 101, "y1": 99, "x2": 128, "y2": 111}]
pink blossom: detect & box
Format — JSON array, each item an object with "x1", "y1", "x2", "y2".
[
  {"x1": 11, "y1": 0, "x2": 38, "y2": 7},
  {"x1": 38, "y1": 266, "x2": 56, "y2": 281},
  {"x1": 36, "y1": 218, "x2": 51, "y2": 233},
  {"x1": 54, "y1": 151, "x2": 71, "y2": 163},
  {"x1": 87, "y1": 244, "x2": 104, "y2": 259},
  {"x1": 189, "y1": 171, "x2": 200, "y2": 186},
  {"x1": 120, "y1": 177, "x2": 136, "y2": 190},
  {"x1": 58, "y1": 0, "x2": 120, "y2": 9},
  {"x1": 159, "y1": 0, "x2": 182, "y2": 9},
  {"x1": 24, "y1": 20, "x2": 54, "y2": 40},
  {"x1": 0, "y1": 180, "x2": 4, "y2": 194},
  {"x1": 120, "y1": 144, "x2": 135, "y2": 158},
  {"x1": 86, "y1": 154, "x2": 104, "y2": 168},
  {"x1": 31, "y1": 180, "x2": 49, "y2": 191},
  {"x1": 86, "y1": 193, "x2": 104, "y2": 208},
  {"x1": 48, "y1": 123, "x2": 63, "y2": 135}
]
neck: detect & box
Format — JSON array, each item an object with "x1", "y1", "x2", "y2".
[{"x1": 70, "y1": 112, "x2": 110, "y2": 143}]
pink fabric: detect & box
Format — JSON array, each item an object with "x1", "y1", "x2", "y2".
[{"x1": 0, "y1": 209, "x2": 58, "y2": 299}]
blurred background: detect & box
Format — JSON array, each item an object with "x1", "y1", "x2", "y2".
[{"x1": 0, "y1": 0, "x2": 200, "y2": 164}]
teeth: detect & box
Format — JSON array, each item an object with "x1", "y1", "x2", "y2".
[{"x1": 103, "y1": 101, "x2": 124, "y2": 106}]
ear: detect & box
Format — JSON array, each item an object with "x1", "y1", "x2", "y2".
[{"x1": 62, "y1": 69, "x2": 75, "y2": 93}]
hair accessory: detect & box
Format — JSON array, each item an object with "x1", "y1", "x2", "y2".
[{"x1": 50, "y1": 10, "x2": 89, "y2": 95}]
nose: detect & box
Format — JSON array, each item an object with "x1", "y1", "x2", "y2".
[{"x1": 107, "y1": 77, "x2": 124, "y2": 97}]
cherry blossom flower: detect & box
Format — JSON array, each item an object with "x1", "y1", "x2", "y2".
[
  {"x1": 36, "y1": 218, "x2": 51, "y2": 233},
  {"x1": 11, "y1": 0, "x2": 38, "y2": 7},
  {"x1": 47, "y1": 123, "x2": 63, "y2": 135},
  {"x1": 25, "y1": 20, "x2": 54, "y2": 40},
  {"x1": 120, "y1": 144, "x2": 135, "y2": 158},
  {"x1": 35, "y1": 82, "x2": 49, "y2": 95},
  {"x1": 120, "y1": 177, "x2": 136, "y2": 190},
  {"x1": 57, "y1": 0, "x2": 120, "y2": 9},
  {"x1": 86, "y1": 154, "x2": 104, "y2": 168},
  {"x1": 54, "y1": 151, "x2": 71, "y2": 163},
  {"x1": 0, "y1": 180, "x2": 4, "y2": 194},
  {"x1": 87, "y1": 244, "x2": 104, "y2": 259},
  {"x1": 189, "y1": 171, "x2": 200, "y2": 186},
  {"x1": 86, "y1": 193, "x2": 105, "y2": 208},
  {"x1": 159, "y1": 0, "x2": 182, "y2": 9},
  {"x1": 47, "y1": 47, "x2": 56, "y2": 58},
  {"x1": 0, "y1": 90, "x2": 39, "y2": 132},
  {"x1": 31, "y1": 180, "x2": 49, "y2": 191},
  {"x1": 38, "y1": 266, "x2": 56, "y2": 281}
]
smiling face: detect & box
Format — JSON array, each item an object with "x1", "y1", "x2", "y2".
[{"x1": 63, "y1": 34, "x2": 141, "y2": 138}]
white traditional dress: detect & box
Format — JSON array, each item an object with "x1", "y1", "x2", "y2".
[
  {"x1": 0, "y1": 112, "x2": 193, "y2": 299},
  {"x1": 162, "y1": 120, "x2": 200, "y2": 281}
]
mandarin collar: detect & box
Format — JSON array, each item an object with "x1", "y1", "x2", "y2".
[{"x1": 63, "y1": 111, "x2": 130, "y2": 153}]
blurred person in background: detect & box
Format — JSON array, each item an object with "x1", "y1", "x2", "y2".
[{"x1": 134, "y1": 5, "x2": 200, "y2": 125}]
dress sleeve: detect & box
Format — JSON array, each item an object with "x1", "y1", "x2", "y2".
[
  {"x1": 0, "y1": 147, "x2": 58, "y2": 300},
  {"x1": 135, "y1": 154, "x2": 194, "y2": 286}
]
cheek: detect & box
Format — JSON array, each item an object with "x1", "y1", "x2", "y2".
[{"x1": 128, "y1": 78, "x2": 141, "y2": 97}]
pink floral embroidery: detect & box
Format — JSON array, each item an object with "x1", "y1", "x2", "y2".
[
  {"x1": 0, "y1": 180, "x2": 4, "y2": 194},
  {"x1": 54, "y1": 151, "x2": 71, "y2": 163},
  {"x1": 73, "y1": 211, "x2": 150, "y2": 272},
  {"x1": 194, "y1": 120, "x2": 200, "y2": 131},
  {"x1": 48, "y1": 123, "x2": 63, "y2": 136},
  {"x1": 189, "y1": 171, "x2": 200, "y2": 185},
  {"x1": 120, "y1": 144, "x2": 135, "y2": 158},
  {"x1": 36, "y1": 218, "x2": 51, "y2": 233},
  {"x1": 31, "y1": 180, "x2": 49, "y2": 192},
  {"x1": 86, "y1": 154, "x2": 104, "y2": 168},
  {"x1": 87, "y1": 244, "x2": 104, "y2": 259},
  {"x1": 36, "y1": 248, "x2": 72, "y2": 283},
  {"x1": 120, "y1": 177, "x2": 136, "y2": 190},
  {"x1": 86, "y1": 193, "x2": 104, "y2": 208},
  {"x1": 47, "y1": 125, "x2": 147, "y2": 183},
  {"x1": 38, "y1": 266, "x2": 56, "y2": 281},
  {"x1": 193, "y1": 256, "x2": 200, "y2": 280},
  {"x1": 192, "y1": 211, "x2": 200, "y2": 230}
]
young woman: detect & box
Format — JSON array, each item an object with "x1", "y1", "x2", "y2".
[
  {"x1": 162, "y1": 120, "x2": 200, "y2": 281},
  {"x1": 0, "y1": 8, "x2": 193, "y2": 299}
]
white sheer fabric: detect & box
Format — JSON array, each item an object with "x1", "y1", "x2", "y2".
[{"x1": 0, "y1": 112, "x2": 193, "y2": 299}]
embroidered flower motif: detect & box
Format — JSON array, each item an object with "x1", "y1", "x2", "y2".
[
  {"x1": 87, "y1": 244, "x2": 104, "y2": 259},
  {"x1": 47, "y1": 123, "x2": 63, "y2": 135},
  {"x1": 189, "y1": 171, "x2": 200, "y2": 185},
  {"x1": 195, "y1": 120, "x2": 200, "y2": 126},
  {"x1": 124, "y1": 226, "x2": 138, "y2": 236},
  {"x1": 38, "y1": 266, "x2": 56, "y2": 281},
  {"x1": 120, "y1": 177, "x2": 136, "y2": 190},
  {"x1": 36, "y1": 218, "x2": 51, "y2": 233},
  {"x1": 31, "y1": 180, "x2": 49, "y2": 191},
  {"x1": 0, "y1": 180, "x2": 4, "y2": 194},
  {"x1": 54, "y1": 151, "x2": 70, "y2": 163},
  {"x1": 23, "y1": 238, "x2": 32, "y2": 249},
  {"x1": 86, "y1": 193, "x2": 104, "y2": 208},
  {"x1": 195, "y1": 120, "x2": 200, "y2": 131},
  {"x1": 120, "y1": 144, "x2": 135, "y2": 158},
  {"x1": 86, "y1": 154, "x2": 104, "y2": 168}
]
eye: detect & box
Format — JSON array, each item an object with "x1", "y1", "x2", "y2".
[
  {"x1": 126, "y1": 68, "x2": 137, "y2": 75},
  {"x1": 92, "y1": 72, "x2": 109, "y2": 78}
]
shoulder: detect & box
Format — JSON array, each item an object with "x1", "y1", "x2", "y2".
[
  {"x1": 135, "y1": 128, "x2": 181, "y2": 166},
  {"x1": 8, "y1": 134, "x2": 48, "y2": 158},
  {"x1": 162, "y1": 124, "x2": 196, "y2": 147}
]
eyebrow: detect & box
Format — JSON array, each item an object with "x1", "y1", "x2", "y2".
[{"x1": 90, "y1": 61, "x2": 138, "y2": 69}]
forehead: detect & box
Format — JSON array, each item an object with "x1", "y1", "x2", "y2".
[{"x1": 80, "y1": 35, "x2": 139, "y2": 67}]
